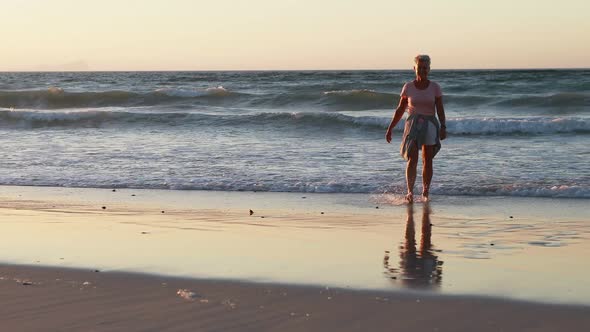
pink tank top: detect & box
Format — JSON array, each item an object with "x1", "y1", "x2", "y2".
[{"x1": 400, "y1": 81, "x2": 442, "y2": 116}]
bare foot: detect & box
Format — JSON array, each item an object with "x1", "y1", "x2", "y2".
[
  {"x1": 422, "y1": 190, "x2": 429, "y2": 202},
  {"x1": 405, "y1": 193, "x2": 414, "y2": 204}
]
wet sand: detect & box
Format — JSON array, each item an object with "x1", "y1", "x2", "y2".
[{"x1": 0, "y1": 185, "x2": 589, "y2": 330}]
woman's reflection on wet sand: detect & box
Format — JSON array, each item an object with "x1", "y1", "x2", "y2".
[{"x1": 384, "y1": 202, "x2": 443, "y2": 288}]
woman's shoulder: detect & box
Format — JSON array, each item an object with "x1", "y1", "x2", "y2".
[
  {"x1": 402, "y1": 81, "x2": 414, "y2": 90},
  {"x1": 429, "y1": 81, "x2": 443, "y2": 96},
  {"x1": 399, "y1": 81, "x2": 413, "y2": 95}
]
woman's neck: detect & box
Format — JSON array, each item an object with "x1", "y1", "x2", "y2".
[{"x1": 414, "y1": 78, "x2": 430, "y2": 90}]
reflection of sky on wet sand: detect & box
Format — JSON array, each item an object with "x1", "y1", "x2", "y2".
[{"x1": 0, "y1": 187, "x2": 589, "y2": 305}]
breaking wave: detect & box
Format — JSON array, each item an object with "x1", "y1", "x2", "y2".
[
  {"x1": 1, "y1": 108, "x2": 588, "y2": 135},
  {"x1": 1, "y1": 87, "x2": 588, "y2": 113},
  {"x1": 0, "y1": 86, "x2": 243, "y2": 109}
]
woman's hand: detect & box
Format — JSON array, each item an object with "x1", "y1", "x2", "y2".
[
  {"x1": 386, "y1": 128, "x2": 393, "y2": 143},
  {"x1": 435, "y1": 96, "x2": 446, "y2": 141}
]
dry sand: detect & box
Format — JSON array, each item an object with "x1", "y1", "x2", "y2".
[{"x1": 1, "y1": 264, "x2": 589, "y2": 332}]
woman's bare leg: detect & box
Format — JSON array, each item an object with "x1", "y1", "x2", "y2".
[
  {"x1": 422, "y1": 145, "x2": 435, "y2": 200},
  {"x1": 406, "y1": 144, "x2": 419, "y2": 202}
]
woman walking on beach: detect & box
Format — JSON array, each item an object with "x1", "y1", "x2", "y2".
[{"x1": 385, "y1": 55, "x2": 447, "y2": 202}]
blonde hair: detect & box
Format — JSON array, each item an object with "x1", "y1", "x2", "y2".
[{"x1": 414, "y1": 54, "x2": 431, "y2": 67}]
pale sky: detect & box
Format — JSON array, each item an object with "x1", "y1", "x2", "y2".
[{"x1": 1, "y1": 0, "x2": 589, "y2": 71}]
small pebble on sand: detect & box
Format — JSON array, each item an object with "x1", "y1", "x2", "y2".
[
  {"x1": 177, "y1": 289, "x2": 199, "y2": 300},
  {"x1": 101, "y1": 206, "x2": 106, "y2": 210},
  {"x1": 249, "y1": 209, "x2": 254, "y2": 215}
]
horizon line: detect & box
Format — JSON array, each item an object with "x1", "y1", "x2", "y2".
[{"x1": 1, "y1": 67, "x2": 589, "y2": 73}]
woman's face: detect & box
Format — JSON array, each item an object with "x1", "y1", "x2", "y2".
[{"x1": 414, "y1": 61, "x2": 430, "y2": 80}]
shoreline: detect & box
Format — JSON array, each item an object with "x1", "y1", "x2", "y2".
[{"x1": 1, "y1": 263, "x2": 588, "y2": 332}]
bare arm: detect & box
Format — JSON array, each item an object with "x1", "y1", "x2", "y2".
[
  {"x1": 385, "y1": 97, "x2": 408, "y2": 143},
  {"x1": 435, "y1": 96, "x2": 447, "y2": 140}
]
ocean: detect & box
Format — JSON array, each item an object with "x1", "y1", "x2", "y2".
[{"x1": 0, "y1": 70, "x2": 588, "y2": 198}]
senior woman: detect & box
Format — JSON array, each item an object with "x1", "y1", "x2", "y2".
[{"x1": 385, "y1": 55, "x2": 447, "y2": 203}]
